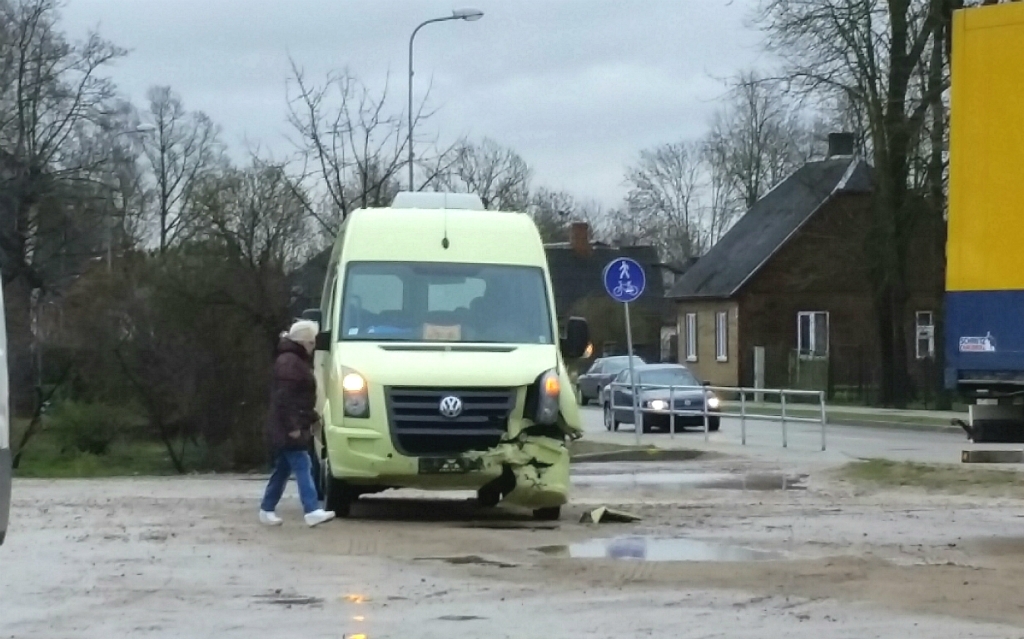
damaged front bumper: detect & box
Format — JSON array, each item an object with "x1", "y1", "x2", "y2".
[
  {"x1": 325, "y1": 424, "x2": 578, "y2": 509},
  {"x1": 462, "y1": 431, "x2": 573, "y2": 509},
  {"x1": 324, "y1": 380, "x2": 583, "y2": 508}
]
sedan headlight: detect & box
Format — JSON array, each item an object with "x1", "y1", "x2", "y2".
[
  {"x1": 707, "y1": 395, "x2": 721, "y2": 410},
  {"x1": 535, "y1": 369, "x2": 561, "y2": 425},
  {"x1": 341, "y1": 367, "x2": 369, "y2": 418},
  {"x1": 648, "y1": 399, "x2": 668, "y2": 411}
]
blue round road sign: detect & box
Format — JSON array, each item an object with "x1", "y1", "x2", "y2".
[{"x1": 603, "y1": 257, "x2": 646, "y2": 303}]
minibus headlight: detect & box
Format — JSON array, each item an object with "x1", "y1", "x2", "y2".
[
  {"x1": 342, "y1": 368, "x2": 369, "y2": 418},
  {"x1": 535, "y1": 369, "x2": 561, "y2": 425}
]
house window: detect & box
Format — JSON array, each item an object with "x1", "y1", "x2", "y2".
[
  {"x1": 684, "y1": 313, "x2": 697, "y2": 362},
  {"x1": 715, "y1": 311, "x2": 728, "y2": 362},
  {"x1": 798, "y1": 311, "x2": 829, "y2": 358},
  {"x1": 916, "y1": 311, "x2": 935, "y2": 360}
]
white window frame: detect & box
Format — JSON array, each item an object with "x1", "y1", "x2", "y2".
[
  {"x1": 915, "y1": 311, "x2": 935, "y2": 360},
  {"x1": 715, "y1": 311, "x2": 728, "y2": 362},
  {"x1": 684, "y1": 313, "x2": 698, "y2": 362},
  {"x1": 797, "y1": 311, "x2": 829, "y2": 359}
]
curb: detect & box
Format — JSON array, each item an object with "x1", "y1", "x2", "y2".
[
  {"x1": 571, "y1": 448, "x2": 708, "y2": 463},
  {"x1": 716, "y1": 409, "x2": 966, "y2": 435},
  {"x1": 825, "y1": 417, "x2": 965, "y2": 435},
  {"x1": 579, "y1": 405, "x2": 965, "y2": 436}
]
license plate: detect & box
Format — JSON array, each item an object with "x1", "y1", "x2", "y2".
[{"x1": 418, "y1": 457, "x2": 472, "y2": 474}]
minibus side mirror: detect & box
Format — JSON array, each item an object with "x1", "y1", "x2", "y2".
[
  {"x1": 561, "y1": 316, "x2": 590, "y2": 359},
  {"x1": 301, "y1": 309, "x2": 331, "y2": 352},
  {"x1": 315, "y1": 331, "x2": 332, "y2": 352}
]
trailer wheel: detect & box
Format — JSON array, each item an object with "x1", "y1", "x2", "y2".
[{"x1": 967, "y1": 419, "x2": 1024, "y2": 443}]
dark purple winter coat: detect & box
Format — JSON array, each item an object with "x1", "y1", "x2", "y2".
[{"x1": 266, "y1": 338, "x2": 317, "y2": 452}]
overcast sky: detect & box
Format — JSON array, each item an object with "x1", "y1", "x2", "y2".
[{"x1": 61, "y1": 0, "x2": 766, "y2": 207}]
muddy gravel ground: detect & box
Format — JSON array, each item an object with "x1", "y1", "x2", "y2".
[{"x1": 5, "y1": 455, "x2": 1024, "y2": 638}]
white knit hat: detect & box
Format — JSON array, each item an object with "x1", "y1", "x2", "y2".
[{"x1": 287, "y1": 320, "x2": 319, "y2": 346}]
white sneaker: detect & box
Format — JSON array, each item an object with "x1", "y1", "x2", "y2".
[
  {"x1": 259, "y1": 510, "x2": 283, "y2": 526},
  {"x1": 304, "y1": 509, "x2": 336, "y2": 527}
]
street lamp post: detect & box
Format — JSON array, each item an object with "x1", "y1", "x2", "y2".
[
  {"x1": 407, "y1": 8, "x2": 483, "y2": 191},
  {"x1": 107, "y1": 124, "x2": 156, "y2": 272}
]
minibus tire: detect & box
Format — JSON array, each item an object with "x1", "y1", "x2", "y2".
[
  {"x1": 477, "y1": 485, "x2": 501, "y2": 508},
  {"x1": 533, "y1": 506, "x2": 561, "y2": 521},
  {"x1": 323, "y1": 459, "x2": 354, "y2": 517}
]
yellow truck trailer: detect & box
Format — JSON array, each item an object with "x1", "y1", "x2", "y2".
[{"x1": 946, "y1": 1, "x2": 1024, "y2": 441}]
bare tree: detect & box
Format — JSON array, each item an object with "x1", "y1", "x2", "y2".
[
  {"x1": 108, "y1": 140, "x2": 154, "y2": 253},
  {"x1": 756, "y1": 0, "x2": 958, "y2": 405},
  {"x1": 0, "y1": 0, "x2": 125, "y2": 411},
  {"x1": 140, "y1": 86, "x2": 223, "y2": 253},
  {"x1": 527, "y1": 188, "x2": 607, "y2": 243},
  {"x1": 194, "y1": 159, "x2": 311, "y2": 278},
  {"x1": 704, "y1": 71, "x2": 818, "y2": 210},
  {"x1": 427, "y1": 138, "x2": 532, "y2": 210},
  {"x1": 112, "y1": 159, "x2": 313, "y2": 471},
  {"x1": 619, "y1": 141, "x2": 737, "y2": 266},
  {"x1": 528, "y1": 188, "x2": 576, "y2": 242},
  {"x1": 286, "y1": 62, "x2": 453, "y2": 234},
  {"x1": 703, "y1": 144, "x2": 744, "y2": 250},
  {"x1": 624, "y1": 141, "x2": 704, "y2": 263}
]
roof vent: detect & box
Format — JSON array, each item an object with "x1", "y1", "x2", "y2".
[
  {"x1": 390, "y1": 192, "x2": 485, "y2": 210},
  {"x1": 827, "y1": 132, "x2": 856, "y2": 158}
]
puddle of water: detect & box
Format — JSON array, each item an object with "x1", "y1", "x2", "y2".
[
  {"x1": 572, "y1": 471, "x2": 807, "y2": 491},
  {"x1": 536, "y1": 537, "x2": 781, "y2": 562}
]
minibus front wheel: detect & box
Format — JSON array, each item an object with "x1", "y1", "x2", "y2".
[
  {"x1": 322, "y1": 457, "x2": 356, "y2": 517},
  {"x1": 532, "y1": 506, "x2": 561, "y2": 521}
]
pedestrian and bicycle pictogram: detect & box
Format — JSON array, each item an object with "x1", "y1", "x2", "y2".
[{"x1": 603, "y1": 257, "x2": 646, "y2": 303}]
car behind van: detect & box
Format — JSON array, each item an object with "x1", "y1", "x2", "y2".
[{"x1": 305, "y1": 193, "x2": 589, "y2": 521}]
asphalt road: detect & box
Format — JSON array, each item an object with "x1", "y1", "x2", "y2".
[{"x1": 577, "y1": 405, "x2": 1008, "y2": 466}]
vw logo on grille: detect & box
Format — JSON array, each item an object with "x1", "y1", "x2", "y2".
[{"x1": 439, "y1": 395, "x2": 463, "y2": 419}]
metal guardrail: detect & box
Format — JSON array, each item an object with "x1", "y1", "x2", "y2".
[{"x1": 604, "y1": 383, "x2": 827, "y2": 451}]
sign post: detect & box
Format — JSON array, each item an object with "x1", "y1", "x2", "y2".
[{"x1": 602, "y1": 257, "x2": 646, "y2": 445}]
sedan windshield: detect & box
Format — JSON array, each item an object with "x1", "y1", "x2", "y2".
[
  {"x1": 638, "y1": 368, "x2": 700, "y2": 388},
  {"x1": 339, "y1": 262, "x2": 554, "y2": 344}
]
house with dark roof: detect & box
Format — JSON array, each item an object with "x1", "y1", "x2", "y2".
[
  {"x1": 544, "y1": 222, "x2": 669, "y2": 363},
  {"x1": 668, "y1": 134, "x2": 944, "y2": 397}
]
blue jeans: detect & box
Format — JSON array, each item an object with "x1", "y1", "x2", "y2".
[{"x1": 260, "y1": 449, "x2": 320, "y2": 514}]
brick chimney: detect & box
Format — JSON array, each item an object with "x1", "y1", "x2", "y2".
[
  {"x1": 827, "y1": 132, "x2": 856, "y2": 158},
  {"x1": 570, "y1": 222, "x2": 591, "y2": 257}
]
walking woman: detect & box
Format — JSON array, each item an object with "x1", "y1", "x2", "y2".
[{"x1": 259, "y1": 320, "x2": 335, "y2": 527}]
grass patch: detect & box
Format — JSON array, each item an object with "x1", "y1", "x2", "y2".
[
  {"x1": 837, "y1": 458, "x2": 1024, "y2": 495},
  {"x1": 13, "y1": 433, "x2": 180, "y2": 478}
]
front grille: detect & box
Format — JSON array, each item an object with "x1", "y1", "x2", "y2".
[
  {"x1": 385, "y1": 386, "x2": 516, "y2": 456},
  {"x1": 672, "y1": 397, "x2": 705, "y2": 411}
]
